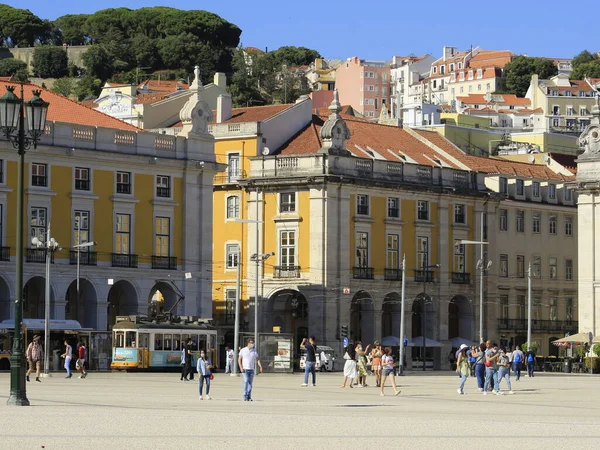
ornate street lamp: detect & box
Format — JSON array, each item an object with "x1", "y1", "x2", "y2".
[{"x1": 0, "y1": 84, "x2": 49, "y2": 406}]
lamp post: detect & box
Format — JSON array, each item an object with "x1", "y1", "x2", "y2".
[
  {"x1": 31, "y1": 227, "x2": 61, "y2": 377},
  {"x1": 398, "y1": 254, "x2": 406, "y2": 375},
  {"x1": 73, "y1": 215, "x2": 97, "y2": 313},
  {"x1": 0, "y1": 84, "x2": 49, "y2": 406}
]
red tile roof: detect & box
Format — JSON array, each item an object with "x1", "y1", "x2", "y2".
[
  {"x1": 457, "y1": 94, "x2": 530, "y2": 106},
  {"x1": 0, "y1": 81, "x2": 140, "y2": 131},
  {"x1": 213, "y1": 104, "x2": 295, "y2": 124},
  {"x1": 467, "y1": 50, "x2": 513, "y2": 69},
  {"x1": 138, "y1": 79, "x2": 188, "y2": 94},
  {"x1": 135, "y1": 93, "x2": 169, "y2": 105}
]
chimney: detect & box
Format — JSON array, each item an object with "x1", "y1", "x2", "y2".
[
  {"x1": 214, "y1": 72, "x2": 226, "y2": 89},
  {"x1": 217, "y1": 94, "x2": 232, "y2": 123}
]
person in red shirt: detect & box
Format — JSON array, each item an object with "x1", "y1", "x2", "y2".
[{"x1": 76, "y1": 342, "x2": 87, "y2": 379}]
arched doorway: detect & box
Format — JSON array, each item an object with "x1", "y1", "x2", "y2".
[
  {"x1": 107, "y1": 280, "x2": 138, "y2": 330},
  {"x1": 350, "y1": 290, "x2": 374, "y2": 344},
  {"x1": 148, "y1": 282, "x2": 178, "y2": 317},
  {"x1": 412, "y1": 293, "x2": 434, "y2": 363},
  {"x1": 65, "y1": 279, "x2": 98, "y2": 329},
  {"x1": 0, "y1": 276, "x2": 11, "y2": 320},
  {"x1": 448, "y1": 295, "x2": 473, "y2": 340},
  {"x1": 264, "y1": 289, "x2": 308, "y2": 346},
  {"x1": 23, "y1": 276, "x2": 54, "y2": 319},
  {"x1": 382, "y1": 292, "x2": 401, "y2": 338}
]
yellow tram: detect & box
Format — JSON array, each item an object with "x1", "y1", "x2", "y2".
[{"x1": 111, "y1": 316, "x2": 217, "y2": 370}]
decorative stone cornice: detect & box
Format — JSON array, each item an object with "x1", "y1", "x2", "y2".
[
  {"x1": 179, "y1": 66, "x2": 214, "y2": 138},
  {"x1": 318, "y1": 89, "x2": 351, "y2": 156}
]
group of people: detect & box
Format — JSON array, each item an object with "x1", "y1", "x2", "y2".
[
  {"x1": 455, "y1": 340, "x2": 536, "y2": 395},
  {"x1": 340, "y1": 340, "x2": 401, "y2": 396},
  {"x1": 25, "y1": 336, "x2": 88, "y2": 382}
]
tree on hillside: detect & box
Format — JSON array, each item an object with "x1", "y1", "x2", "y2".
[
  {"x1": 82, "y1": 45, "x2": 112, "y2": 81},
  {"x1": 0, "y1": 58, "x2": 27, "y2": 76},
  {"x1": 502, "y1": 55, "x2": 558, "y2": 97},
  {"x1": 52, "y1": 77, "x2": 78, "y2": 98},
  {"x1": 271, "y1": 46, "x2": 321, "y2": 67},
  {"x1": 570, "y1": 50, "x2": 600, "y2": 80},
  {"x1": 0, "y1": 4, "x2": 51, "y2": 47},
  {"x1": 572, "y1": 50, "x2": 597, "y2": 69},
  {"x1": 228, "y1": 47, "x2": 263, "y2": 107},
  {"x1": 54, "y1": 14, "x2": 90, "y2": 45},
  {"x1": 32, "y1": 47, "x2": 69, "y2": 78},
  {"x1": 74, "y1": 75, "x2": 102, "y2": 100}
]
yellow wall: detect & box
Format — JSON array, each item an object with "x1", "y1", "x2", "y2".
[{"x1": 94, "y1": 169, "x2": 115, "y2": 262}]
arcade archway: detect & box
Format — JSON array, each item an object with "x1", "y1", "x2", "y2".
[
  {"x1": 448, "y1": 295, "x2": 473, "y2": 341},
  {"x1": 0, "y1": 276, "x2": 11, "y2": 320},
  {"x1": 65, "y1": 278, "x2": 98, "y2": 329},
  {"x1": 382, "y1": 292, "x2": 401, "y2": 338},
  {"x1": 107, "y1": 280, "x2": 138, "y2": 330},
  {"x1": 23, "y1": 276, "x2": 54, "y2": 319},
  {"x1": 264, "y1": 289, "x2": 308, "y2": 345},
  {"x1": 350, "y1": 290, "x2": 374, "y2": 344}
]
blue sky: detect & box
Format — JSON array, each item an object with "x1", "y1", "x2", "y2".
[{"x1": 12, "y1": 0, "x2": 597, "y2": 61}]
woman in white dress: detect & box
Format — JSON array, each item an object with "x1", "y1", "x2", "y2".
[{"x1": 341, "y1": 343, "x2": 357, "y2": 388}]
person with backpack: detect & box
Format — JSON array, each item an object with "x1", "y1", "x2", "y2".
[
  {"x1": 526, "y1": 348, "x2": 536, "y2": 377},
  {"x1": 511, "y1": 345, "x2": 525, "y2": 381}
]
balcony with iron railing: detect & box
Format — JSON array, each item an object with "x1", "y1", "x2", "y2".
[
  {"x1": 0, "y1": 246, "x2": 10, "y2": 261},
  {"x1": 152, "y1": 256, "x2": 177, "y2": 270},
  {"x1": 273, "y1": 265, "x2": 301, "y2": 278},
  {"x1": 413, "y1": 270, "x2": 434, "y2": 282},
  {"x1": 353, "y1": 267, "x2": 374, "y2": 279},
  {"x1": 111, "y1": 253, "x2": 138, "y2": 268},
  {"x1": 451, "y1": 272, "x2": 470, "y2": 284},
  {"x1": 26, "y1": 248, "x2": 55, "y2": 263},
  {"x1": 214, "y1": 170, "x2": 247, "y2": 185},
  {"x1": 497, "y1": 318, "x2": 578, "y2": 333},
  {"x1": 384, "y1": 268, "x2": 402, "y2": 281},
  {"x1": 69, "y1": 251, "x2": 97, "y2": 266}
]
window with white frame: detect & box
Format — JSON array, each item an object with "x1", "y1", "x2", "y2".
[
  {"x1": 549, "y1": 184, "x2": 556, "y2": 199},
  {"x1": 115, "y1": 213, "x2": 131, "y2": 254},
  {"x1": 532, "y1": 212, "x2": 541, "y2": 233},
  {"x1": 454, "y1": 204, "x2": 466, "y2": 224},
  {"x1": 533, "y1": 258, "x2": 541, "y2": 278},
  {"x1": 499, "y1": 177, "x2": 508, "y2": 194},
  {"x1": 516, "y1": 179, "x2": 524, "y2": 196},
  {"x1": 356, "y1": 231, "x2": 368, "y2": 267},
  {"x1": 532, "y1": 181, "x2": 540, "y2": 197},
  {"x1": 116, "y1": 171, "x2": 131, "y2": 194},
  {"x1": 30, "y1": 207, "x2": 47, "y2": 241},
  {"x1": 227, "y1": 153, "x2": 240, "y2": 182},
  {"x1": 499, "y1": 209, "x2": 508, "y2": 231},
  {"x1": 417, "y1": 200, "x2": 429, "y2": 220},
  {"x1": 533, "y1": 296, "x2": 541, "y2": 319},
  {"x1": 566, "y1": 297, "x2": 573, "y2": 321},
  {"x1": 280, "y1": 230, "x2": 296, "y2": 268},
  {"x1": 386, "y1": 234, "x2": 399, "y2": 269},
  {"x1": 454, "y1": 240, "x2": 465, "y2": 273},
  {"x1": 517, "y1": 210, "x2": 525, "y2": 232},
  {"x1": 500, "y1": 295, "x2": 509, "y2": 320},
  {"x1": 226, "y1": 243, "x2": 239, "y2": 268},
  {"x1": 549, "y1": 297, "x2": 557, "y2": 321},
  {"x1": 565, "y1": 216, "x2": 573, "y2": 236},
  {"x1": 156, "y1": 175, "x2": 170, "y2": 198},
  {"x1": 564, "y1": 187, "x2": 572, "y2": 201},
  {"x1": 73, "y1": 210, "x2": 89, "y2": 248},
  {"x1": 75, "y1": 167, "x2": 90, "y2": 191},
  {"x1": 517, "y1": 255, "x2": 525, "y2": 278},
  {"x1": 225, "y1": 289, "x2": 236, "y2": 322},
  {"x1": 32, "y1": 163, "x2": 47, "y2": 187},
  {"x1": 565, "y1": 258, "x2": 573, "y2": 280},
  {"x1": 549, "y1": 215, "x2": 557, "y2": 234},
  {"x1": 549, "y1": 257, "x2": 557, "y2": 279},
  {"x1": 280, "y1": 192, "x2": 296, "y2": 213},
  {"x1": 387, "y1": 197, "x2": 399, "y2": 218},
  {"x1": 517, "y1": 294, "x2": 526, "y2": 319},
  {"x1": 417, "y1": 236, "x2": 428, "y2": 269},
  {"x1": 356, "y1": 194, "x2": 369, "y2": 215},
  {"x1": 226, "y1": 196, "x2": 239, "y2": 219},
  {"x1": 500, "y1": 254, "x2": 508, "y2": 277},
  {"x1": 155, "y1": 217, "x2": 170, "y2": 257}
]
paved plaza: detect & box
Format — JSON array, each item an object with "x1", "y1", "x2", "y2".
[{"x1": 1, "y1": 370, "x2": 599, "y2": 449}]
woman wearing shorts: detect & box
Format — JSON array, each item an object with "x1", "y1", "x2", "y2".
[
  {"x1": 371, "y1": 342, "x2": 383, "y2": 387},
  {"x1": 380, "y1": 347, "x2": 400, "y2": 396}
]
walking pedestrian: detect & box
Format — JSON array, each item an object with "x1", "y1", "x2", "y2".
[
  {"x1": 341, "y1": 342, "x2": 357, "y2": 388},
  {"x1": 472, "y1": 343, "x2": 486, "y2": 392},
  {"x1": 371, "y1": 342, "x2": 383, "y2": 387},
  {"x1": 61, "y1": 340, "x2": 73, "y2": 378},
  {"x1": 468, "y1": 346, "x2": 477, "y2": 377},
  {"x1": 380, "y1": 347, "x2": 400, "y2": 396},
  {"x1": 483, "y1": 342, "x2": 502, "y2": 395},
  {"x1": 76, "y1": 341, "x2": 87, "y2": 379},
  {"x1": 180, "y1": 345, "x2": 187, "y2": 381},
  {"x1": 300, "y1": 336, "x2": 317, "y2": 387},
  {"x1": 511, "y1": 345, "x2": 525, "y2": 381},
  {"x1": 497, "y1": 347, "x2": 514, "y2": 394},
  {"x1": 26, "y1": 335, "x2": 43, "y2": 383},
  {"x1": 456, "y1": 344, "x2": 470, "y2": 394},
  {"x1": 181, "y1": 338, "x2": 193, "y2": 382},
  {"x1": 225, "y1": 346, "x2": 234, "y2": 374},
  {"x1": 197, "y1": 349, "x2": 212, "y2": 400},
  {"x1": 526, "y1": 347, "x2": 536, "y2": 377},
  {"x1": 238, "y1": 338, "x2": 263, "y2": 401},
  {"x1": 355, "y1": 342, "x2": 370, "y2": 387}
]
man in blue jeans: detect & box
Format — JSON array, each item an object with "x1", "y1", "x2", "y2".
[
  {"x1": 483, "y1": 342, "x2": 503, "y2": 395},
  {"x1": 301, "y1": 336, "x2": 317, "y2": 387},
  {"x1": 511, "y1": 346, "x2": 525, "y2": 381},
  {"x1": 238, "y1": 338, "x2": 263, "y2": 401}
]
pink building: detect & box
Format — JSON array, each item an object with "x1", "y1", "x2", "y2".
[{"x1": 335, "y1": 56, "x2": 391, "y2": 119}]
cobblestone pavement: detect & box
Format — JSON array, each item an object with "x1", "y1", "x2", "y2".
[{"x1": 1, "y1": 371, "x2": 599, "y2": 449}]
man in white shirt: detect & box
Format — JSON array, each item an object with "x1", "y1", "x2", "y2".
[
  {"x1": 238, "y1": 338, "x2": 263, "y2": 401},
  {"x1": 225, "y1": 346, "x2": 234, "y2": 374}
]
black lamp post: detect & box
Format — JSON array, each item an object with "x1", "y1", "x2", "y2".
[{"x1": 0, "y1": 84, "x2": 49, "y2": 406}]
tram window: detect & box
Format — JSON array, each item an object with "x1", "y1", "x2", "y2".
[
  {"x1": 198, "y1": 336, "x2": 206, "y2": 353},
  {"x1": 209, "y1": 334, "x2": 216, "y2": 350},
  {"x1": 125, "y1": 331, "x2": 136, "y2": 348},
  {"x1": 191, "y1": 335, "x2": 199, "y2": 352},
  {"x1": 182, "y1": 334, "x2": 189, "y2": 347},
  {"x1": 155, "y1": 334, "x2": 163, "y2": 351},
  {"x1": 164, "y1": 334, "x2": 172, "y2": 351},
  {"x1": 115, "y1": 332, "x2": 125, "y2": 348},
  {"x1": 173, "y1": 335, "x2": 181, "y2": 351},
  {"x1": 139, "y1": 333, "x2": 149, "y2": 349}
]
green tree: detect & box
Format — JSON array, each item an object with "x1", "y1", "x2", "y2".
[
  {"x1": 0, "y1": 4, "x2": 51, "y2": 47},
  {"x1": 74, "y1": 74, "x2": 102, "y2": 100},
  {"x1": 32, "y1": 46, "x2": 69, "y2": 78},
  {"x1": 271, "y1": 46, "x2": 321, "y2": 67},
  {"x1": 51, "y1": 77, "x2": 77, "y2": 97},
  {"x1": 54, "y1": 14, "x2": 90, "y2": 45},
  {"x1": 572, "y1": 50, "x2": 597, "y2": 69},
  {"x1": 571, "y1": 61, "x2": 600, "y2": 80},
  {"x1": 503, "y1": 55, "x2": 558, "y2": 97},
  {"x1": 82, "y1": 45, "x2": 112, "y2": 81},
  {"x1": 0, "y1": 58, "x2": 27, "y2": 76},
  {"x1": 228, "y1": 47, "x2": 262, "y2": 107}
]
